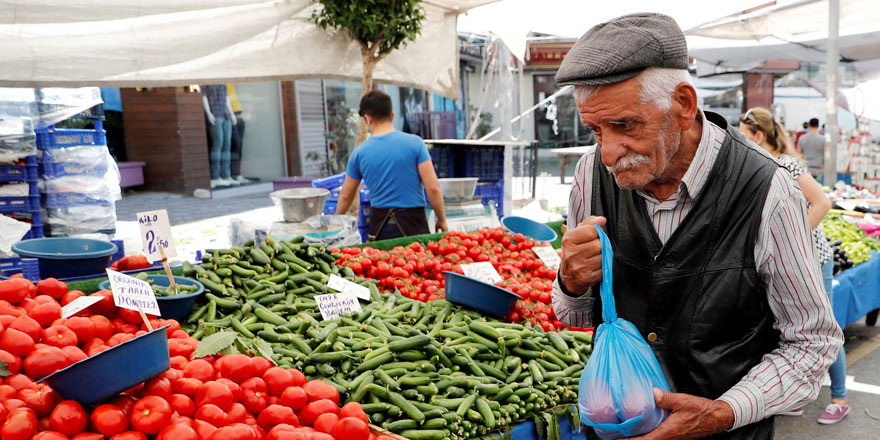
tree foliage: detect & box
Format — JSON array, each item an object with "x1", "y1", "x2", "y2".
[{"x1": 311, "y1": 0, "x2": 426, "y2": 59}]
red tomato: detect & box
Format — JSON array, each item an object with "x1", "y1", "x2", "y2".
[
  {"x1": 194, "y1": 404, "x2": 231, "y2": 428},
  {"x1": 209, "y1": 423, "x2": 258, "y2": 440},
  {"x1": 156, "y1": 423, "x2": 198, "y2": 440},
  {"x1": 241, "y1": 378, "x2": 269, "y2": 414},
  {"x1": 87, "y1": 315, "x2": 113, "y2": 341},
  {"x1": 142, "y1": 376, "x2": 173, "y2": 400},
  {"x1": 88, "y1": 291, "x2": 116, "y2": 316},
  {"x1": 0, "y1": 349, "x2": 22, "y2": 374},
  {"x1": 23, "y1": 346, "x2": 68, "y2": 379},
  {"x1": 43, "y1": 325, "x2": 78, "y2": 348},
  {"x1": 279, "y1": 386, "x2": 307, "y2": 410},
  {"x1": 193, "y1": 420, "x2": 218, "y2": 440},
  {"x1": 49, "y1": 400, "x2": 87, "y2": 437},
  {"x1": 37, "y1": 278, "x2": 68, "y2": 300},
  {"x1": 215, "y1": 378, "x2": 242, "y2": 403},
  {"x1": 250, "y1": 356, "x2": 273, "y2": 377},
  {"x1": 173, "y1": 377, "x2": 203, "y2": 398},
  {"x1": 27, "y1": 302, "x2": 62, "y2": 328},
  {"x1": 313, "y1": 413, "x2": 338, "y2": 434},
  {"x1": 2, "y1": 407, "x2": 38, "y2": 440},
  {"x1": 91, "y1": 404, "x2": 129, "y2": 437},
  {"x1": 303, "y1": 380, "x2": 339, "y2": 405},
  {"x1": 0, "y1": 279, "x2": 31, "y2": 305},
  {"x1": 9, "y1": 315, "x2": 41, "y2": 342},
  {"x1": 109, "y1": 432, "x2": 148, "y2": 440},
  {"x1": 60, "y1": 290, "x2": 85, "y2": 307},
  {"x1": 18, "y1": 383, "x2": 61, "y2": 417},
  {"x1": 130, "y1": 396, "x2": 172, "y2": 435},
  {"x1": 332, "y1": 417, "x2": 370, "y2": 440},
  {"x1": 5, "y1": 374, "x2": 33, "y2": 391},
  {"x1": 0, "y1": 328, "x2": 34, "y2": 357},
  {"x1": 196, "y1": 381, "x2": 234, "y2": 411},
  {"x1": 183, "y1": 359, "x2": 215, "y2": 383},
  {"x1": 217, "y1": 353, "x2": 254, "y2": 383},
  {"x1": 257, "y1": 404, "x2": 298, "y2": 431},
  {"x1": 63, "y1": 317, "x2": 95, "y2": 343},
  {"x1": 338, "y1": 402, "x2": 369, "y2": 424},
  {"x1": 299, "y1": 399, "x2": 338, "y2": 427},
  {"x1": 262, "y1": 367, "x2": 294, "y2": 396}
]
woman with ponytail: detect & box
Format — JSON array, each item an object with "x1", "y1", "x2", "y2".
[{"x1": 740, "y1": 106, "x2": 849, "y2": 425}]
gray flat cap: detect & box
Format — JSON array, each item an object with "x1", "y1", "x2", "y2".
[{"x1": 556, "y1": 13, "x2": 688, "y2": 86}]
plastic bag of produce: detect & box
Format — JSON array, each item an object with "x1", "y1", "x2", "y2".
[{"x1": 578, "y1": 225, "x2": 670, "y2": 439}]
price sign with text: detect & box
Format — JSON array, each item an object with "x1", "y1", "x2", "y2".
[
  {"x1": 532, "y1": 246, "x2": 561, "y2": 270},
  {"x1": 461, "y1": 262, "x2": 503, "y2": 285},
  {"x1": 106, "y1": 269, "x2": 161, "y2": 316},
  {"x1": 315, "y1": 293, "x2": 362, "y2": 321},
  {"x1": 137, "y1": 209, "x2": 177, "y2": 263},
  {"x1": 61, "y1": 296, "x2": 104, "y2": 319},
  {"x1": 327, "y1": 274, "x2": 371, "y2": 301}
]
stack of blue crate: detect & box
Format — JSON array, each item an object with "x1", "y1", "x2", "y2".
[
  {"x1": 430, "y1": 145, "x2": 505, "y2": 219},
  {"x1": 36, "y1": 113, "x2": 118, "y2": 237},
  {"x1": 0, "y1": 156, "x2": 43, "y2": 239},
  {"x1": 313, "y1": 173, "x2": 371, "y2": 243}
]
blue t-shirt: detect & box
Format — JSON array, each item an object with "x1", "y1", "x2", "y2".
[{"x1": 346, "y1": 131, "x2": 431, "y2": 209}]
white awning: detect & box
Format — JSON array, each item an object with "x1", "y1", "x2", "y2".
[{"x1": 0, "y1": 0, "x2": 496, "y2": 98}]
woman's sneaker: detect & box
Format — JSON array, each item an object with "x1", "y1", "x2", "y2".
[
  {"x1": 818, "y1": 403, "x2": 851, "y2": 424},
  {"x1": 778, "y1": 407, "x2": 804, "y2": 416}
]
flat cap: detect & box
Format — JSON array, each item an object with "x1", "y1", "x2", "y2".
[{"x1": 555, "y1": 13, "x2": 688, "y2": 86}]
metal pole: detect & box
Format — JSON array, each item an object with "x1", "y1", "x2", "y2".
[{"x1": 823, "y1": 0, "x2": 840, "y2": 186}]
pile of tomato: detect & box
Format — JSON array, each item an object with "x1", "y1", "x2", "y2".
[
  {"x1": 0, "y1": 276, "x2": 390, "y2": 440},
  {"x1": 335, "y1": 227, "x2": 577, "y2": 331}
]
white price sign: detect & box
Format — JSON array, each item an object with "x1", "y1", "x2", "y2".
[
  {"x1": 61, "y1": 295, "x2": 104, "y2": 318},
  {"x1": 315, "y1": 293, "x2": 362, "y2": 321},
  {"x1": 137, "y1": 209, "x2": 177, "y2": 263},
  {"x1": 461, "y1": 262, "x2": 503, "y2": 285},
  {"x1": 327, "y1": 274, "x2": 371, "y2": 301},
  {"x1": 106, "y1": 269, "x2": 161, "y2": 316},
  {"x1": 532, "y1": 246, "x2": 561, "y2": 270}
]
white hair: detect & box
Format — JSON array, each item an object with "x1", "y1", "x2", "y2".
[{"x1": 572, "y1": 67, "x2": 691, "y2": 111}]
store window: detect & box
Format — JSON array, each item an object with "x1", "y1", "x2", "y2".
[
  {"x1": 201, "y1": 82, "x2": 286, "y2": 187},
  {"x1": 533, "y1": 74, "x2": 594, "y2": 148}
]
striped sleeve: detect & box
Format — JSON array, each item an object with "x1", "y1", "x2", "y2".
[
  {"x1": 717, "y1": 169, "x2": 844, "y2": 429},
  {"x1": 552, "y1": 147, "x2": 598, "y2": 328}
]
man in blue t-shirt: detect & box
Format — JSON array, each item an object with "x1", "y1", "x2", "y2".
[{"x1": 335, "y1": 90, "x2": 447, "y2": 240}]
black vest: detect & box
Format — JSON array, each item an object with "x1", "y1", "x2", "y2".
[{"x1": 591, "y1": 112, "x2": 780, "y2": 440}]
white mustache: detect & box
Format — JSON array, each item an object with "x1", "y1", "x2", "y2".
[{"x1": 606, "y1": 153, "x2": 651, "y2": 173}]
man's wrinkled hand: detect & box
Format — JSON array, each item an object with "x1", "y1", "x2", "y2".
[
  {"x1": 629, "y1": 389, "x2": 735, "y2": 440},
  {"x1": 559, "y1": 216, "x2": 606, "y2": 296}
]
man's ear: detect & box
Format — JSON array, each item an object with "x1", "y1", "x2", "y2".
[{"x1": 673, "y1": 83, "x2": 699, "y2": 131}]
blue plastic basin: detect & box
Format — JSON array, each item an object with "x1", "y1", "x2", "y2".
[
  {"x1": 501, "y1": 216, "x2": 558, "y2": 242},
  {"x1": 12, "y1": 238, "x2": 118, "y2": 279},
  {"x1": 39, "y1": 325, "x2": 170, "y2": 406},
  {"x1": 444, "y1": 271, "x2": 521, "y2": 318},
  {"x1": 99, "y1": 275, "x2": 205, "y2": 321}
]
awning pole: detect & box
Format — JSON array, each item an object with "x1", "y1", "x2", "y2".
[{"x1": 823, "y1": 0, "x2": 840, "y2": 186}]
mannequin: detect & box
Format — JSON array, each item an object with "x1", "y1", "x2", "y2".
[
  {"x1": 202, "y1": 84, "x2": 238, "y2": 188},
  {"x1": 227, "y1": 84, "x2": 249, "y2": 182}
]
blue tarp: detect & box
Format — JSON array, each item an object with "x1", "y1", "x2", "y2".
[{"x1": 833, "y1": 252, "x2": 880, "y2": 327}]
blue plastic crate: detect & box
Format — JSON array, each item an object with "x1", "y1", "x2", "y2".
[
  {"x1": 429, "y1": 147, "x2": 455, "y2": 178},
  {"x1": 35, "y1": 127, "x2": 107, "y2": 149},
  {"x1": 358, "y1": 225, "x2": 369, "y2": 243},
  {"x1": 461, "y1": 147, "x2": 504, "y2": 181},
  {"x1": 323, "y1": 200, "x2": 338, "y2": 215},
  {"x1": 23, "y1": 223, "x2": 44, "y2": 240},
  {"x1": 42, "y1": 192, "x2": 113, "y2": 209},
  {"x1": 360, "y1": 187, "x2": 370, "y2": 203},
  {"x1": 329, "y1": 187, "x2": 342, "y2": 199},
  {"x1": 0, "y1": 195, "x2": 39, "y2": 213},
  {"x1": 359, "y1": 201, "x2": 371, "y2": 227},
  {"x1": 475, "y1": 180, "x2": 504, "y2": 219},
  {"x1": 0, "y1": 257, "x2": 21, "y2": 276},
  {"x1": 0, "y1": 156, "x2": 38, "y2": 183},
  {"x1": 312, "y1": 173, "x2": 346, "y2": 190},
  {"x1": 40, "y1": 159, "x2": 109, "y2": 179}
]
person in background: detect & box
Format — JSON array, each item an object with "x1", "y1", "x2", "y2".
[
  {"x1": 739, "y1": 107, "x2": 848, "y2": 425},
  {"x1": 798, "y1": 117, "x2": 825, "y2": 179},
  {"x1": 335, "y1": 90, "x2": 447, "y2": 240},
  {"x1": 202, "y1": 84, "x2": 238, "y2": 188}
]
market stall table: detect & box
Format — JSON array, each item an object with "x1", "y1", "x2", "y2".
[
  {"x1": 833, "y1": 252, "x2": 880, "y2": 327},
  {"x1": 550, "y1": 146, "x2": 592, "y2": 184}
]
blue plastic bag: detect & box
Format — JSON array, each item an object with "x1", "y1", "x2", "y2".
[{"x1": 578, "y1": 225, "x2": 671, "y2": 439}]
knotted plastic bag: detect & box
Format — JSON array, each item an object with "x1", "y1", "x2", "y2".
[{"x1": 578, "y1": 225, "x2": 670, "y2": 439}]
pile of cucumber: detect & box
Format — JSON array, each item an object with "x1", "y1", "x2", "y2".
[{"x1": 181, "y1": 237, "x2": 591, "y2": 439}]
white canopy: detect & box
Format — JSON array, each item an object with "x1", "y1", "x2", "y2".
[{"x1": 0, "y1": 0, "x2": 495, "y2": 98}]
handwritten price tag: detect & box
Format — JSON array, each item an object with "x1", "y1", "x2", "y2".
[
  {"x1": 315, "y1": 293, "x2": 363, "y2": 321},
  {"x1": 137, "y1": 209, "x2": 177, "y2": 263},
  {"x1": 61, "y1": 296, "x2": 104, "y2": 318},
  {"x1": 461, "y1": 262, "x2": 503, "y2": 284},
  {"x1": 106, "y1": 269, "x2": 161, "y2": 316},
  {"x1": 327, "y1": 274, "x2": 371, "y2": 301},
  {"x1": 532, "y1": 246, "x2": 561, "y2": 270}
]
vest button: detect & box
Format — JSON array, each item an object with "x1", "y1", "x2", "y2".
[{"x1": 647, "y1": 332, "x2": 658, "y2": 342}]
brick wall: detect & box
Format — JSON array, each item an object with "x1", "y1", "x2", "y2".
[{"x1": 121, "y1": 87, "x2": 210, "y2": 194}]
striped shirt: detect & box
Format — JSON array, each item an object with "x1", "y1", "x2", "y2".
[{"x1": 552, "y1": 112, "x2": 843, "y2": 430}]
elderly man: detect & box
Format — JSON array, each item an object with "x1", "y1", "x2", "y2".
[{"x1": 552, "y1": 13, "x2": 842, "y2": 440}]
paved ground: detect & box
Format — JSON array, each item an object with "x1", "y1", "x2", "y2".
[{"x1": 115, "y1": 188, "x2": 274, "y2": 225}]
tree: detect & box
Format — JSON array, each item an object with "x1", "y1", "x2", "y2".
[{"x1": 312, "y1": 0, "x2": 426, "y2": 146}]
